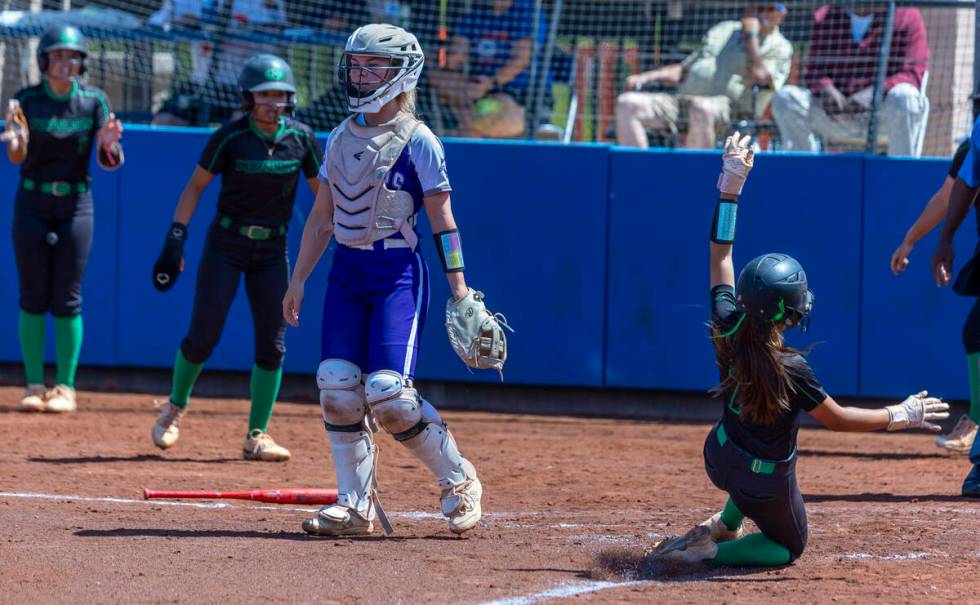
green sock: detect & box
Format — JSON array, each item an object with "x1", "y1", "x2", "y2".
[
  {"x1": 170, "y1": 350, "x2": 203, "y2": 409},
  {"x1": 968, "y1": 353, "x2": 980, "y2": 424},
  {"x1": 712, "y1": 532, "x2": 792, "y2": 567},
  {"x1": 248, "y1": 365, "x2": 282, "y2": 433},
  {"x1": 53, "y1": 315, "x2": 83, "y2": 388},
  {"x1": 18, "y1": 311, "x2": 46, "y2": 385},
  {"x1": 720, "y1": 497, "x2": 745, "y2": 531}
]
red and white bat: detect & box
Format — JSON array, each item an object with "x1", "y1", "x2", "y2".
[{"x1": 143, "y1": 488, "x2": 338, "y2": 505}]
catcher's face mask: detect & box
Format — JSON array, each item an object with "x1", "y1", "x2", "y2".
[
  {"x1": 342, "y1": 54, "x2": 398, "y2": 96},
  {"x1": 46, "y1": 49, "x2": 83, "y2": 80}
]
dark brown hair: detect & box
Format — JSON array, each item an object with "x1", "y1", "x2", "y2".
[{"x1": 711, "y1": 313, "x2": 804, "y2": 425}]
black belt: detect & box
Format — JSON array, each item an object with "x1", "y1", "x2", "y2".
[
  {"x1": 217, "y1": 215, "x2": 286, "y2": 240},
  {"x1": 715, "y1": 423, "x2": 795, "y2": 475}
]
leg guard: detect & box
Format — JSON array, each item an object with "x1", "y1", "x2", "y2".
[
  {"x1": 317, "y1": 359, "x2": 368, "y2": 429},
  {"x1": 365, "y1": 370, "x2": 424, "y2": 440}
]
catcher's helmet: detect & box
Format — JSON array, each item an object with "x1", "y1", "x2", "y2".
[
  {"x1": 736, "y1": 253, "x2": 813, "y2": 331},
  {"x1": 238, "y1": 54, "x2": 296, "y2": 112},
  {"x1": 339, "y1": 23, "x2": 424, "y2": 113},
  {"x1": 37, "y1": 24, "x2": 87, "y2": 75}
]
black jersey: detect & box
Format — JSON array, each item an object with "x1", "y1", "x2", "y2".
[
  {"x1": 198, "y1": 115, "x2": 322, "y2": 226},
  {"x1": 950, "y1": 139, "x2": 970, "y2": 178},
  {"x1": 710, "y1": 285, "x2": 828, "y2": 460},
  {"x1": 15, "y1": 80, "x2": 111, "y2": 183}
]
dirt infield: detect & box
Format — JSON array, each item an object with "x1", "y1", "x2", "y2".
[{"x1": 1, "y1": 386, "x2": 979, "y2": 604}]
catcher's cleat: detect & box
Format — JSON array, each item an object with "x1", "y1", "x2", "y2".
[
  {"x1": 441, "y1": 458, "x2": 483, "y2": 534},
  {"x1": 152, "y1": 400, "x2": 187, "y2": 449},
  {"x1": 698, "y1": 512, "x2": 744, "y2": 542},
  {"x1": 935, "y1": 414, "x2": 977, "y2": 454},
  {"x1": 44, "y1": 384, "x2": 76, "y2": 413},
  {"x1": 645, "y1": 525, "x2": 718, "y2": 565},
  {"x1": 243, "y1": 429, "x2": 291, "y2": 462},
  {"x1": 963, "y1": 466, "x2": 980, "y2": 498},
  {"x1": 19, "y1": 384, "x2": 47, "y2": 412},
  {"x1": 302, "y1": 505, "x2": 374, "y2": 536}
]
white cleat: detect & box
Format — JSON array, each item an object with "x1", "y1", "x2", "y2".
[
  {"x1": 152, "y1": 400, "x2": 187, "y2": 449},
  {"x1": 935, "y1": 414, "x2": 977, "y2": 454},
  {"x1": 44, "y1": 384, "x2": 76, "y2": 413},
  {"x1": 243, "y1": 429, "x2": 291, "y2": 462},
  {"x1": 698, "y1": 512, "x2": 744, "y2": 542},
  {"x1": 440, "y1": 459, "x2": 483, "y2": 535},
  {"x1": 645, "y1": 525, "x2": 718, "y2": 565},
  {"x1": 19, "y1": 384, "x2": 47, "y2": 412},
  {"x1": 302, "y1": 505, "x2": 374, "y2": 536}
]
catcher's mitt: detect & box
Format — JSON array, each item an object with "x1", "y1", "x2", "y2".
[
  {"x1": 445, "y1": 289, "x2": 513, "y2": 379},
  {"x1": 2, "y1": 100, "x2": 28, "y2": 152}
]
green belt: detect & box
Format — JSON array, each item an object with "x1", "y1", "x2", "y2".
[
  {"x1": 218, "y1": 215, "x2": 286, "y2": 241},
  {"x1": 22, "y1": 178, "x2": 88, "y2": 196},
  {"x1": 716, "y1": 423, "x2": 775, "y2": 475}
]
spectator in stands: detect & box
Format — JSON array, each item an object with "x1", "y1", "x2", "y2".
[
  {"x1": 429, "y1": 0, "x2": 543, "y2": 138},
  {"x1": 771, "y1": 4, "x2": 929, "y2": 157},
  {"x1": 615, "y1": 3, "x2": 792, "y2": 149},
  {"x1": 150, "y1": 0, "x2": 287, "y2": 126}
]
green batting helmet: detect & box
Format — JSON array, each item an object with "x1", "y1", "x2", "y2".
[
  {"x1": 37, "y1": 24, "x2": 88, "y2": 74},
  {"x1": 238, "y1": 54, "x2": 296, "y2": 112},
  {"x1": 736, "y1": 253, "x2": 814, "y2": 332}
]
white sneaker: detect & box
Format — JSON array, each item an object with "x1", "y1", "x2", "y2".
[
  {"x1": 935, "y1": 414, "x2": 977, "y2": 454},
  {"x1": 440, "y1": 459, "x2": 483, "y2": 534},
  {"x1": 243, "y1": 429, "x2": 291, "y2": 462},
  {"x1": 698, "y1": 512, "x2": 744, "y2": 542},
  {"x1": 302, "y1": 505, "x2": 374, "y2": 536},
  {"x1": 19, "y1": 384, "x2": 47, "y2": 412},
  {"x1": 44, "y1": 384, "x2": 76, "y2": 413},
  {"x1": 645, "y1": 525, "x2": 718, "y2": 565},
  {"x1": 152, "y1": 400, "x2": 187, "y2": 449}
]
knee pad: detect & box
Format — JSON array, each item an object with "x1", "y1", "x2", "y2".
[
  {"x1": 365, "y1": 370, "x2": 423, "y2": 439},
  {"x1": 317, "y1": 358, "x2": 367, "y2": 429}
]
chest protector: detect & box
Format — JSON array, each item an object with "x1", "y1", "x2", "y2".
[{"x1": 326, "y1": 113, "x2": 422, "y2": 249}]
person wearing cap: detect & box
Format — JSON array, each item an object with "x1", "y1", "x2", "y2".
[
  {"x1": 148, "y1": 54, "x2": 322, "y2": 461},
  {"x1": 615, "y1": 3, "x2": 792, "y2": 149},
  {"x1": 771, "y1": 3, "x2": 929, "y2": 157},
  {"x1": 5, "y1": 24, "x2": 124, "y2": 413}
]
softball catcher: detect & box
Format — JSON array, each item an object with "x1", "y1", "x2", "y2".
[
  {"x1": 644, "y1": 133, "x2": 949, "y2": 567},
  {"x1": 150, "y1": 54, "x2": 322, "y2": 461},
  {"x1": 6, "y1": 24, "x2": 124, "y2": 413},
  {"x1": 282, "y1": 24, "x2": 509, "y2": 536},
  {"x1": 931, "y1": 113, "x2": 980, "y2": 498},
  {"x1": 891, "y1": 138, "x2": 978, "y2": 455}
]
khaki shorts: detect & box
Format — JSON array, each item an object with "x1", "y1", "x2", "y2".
[{"x1": 623, "y1": 92, "x2": 732, "y2": 134}]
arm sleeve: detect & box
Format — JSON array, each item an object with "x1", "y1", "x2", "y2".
[
  {"x1": 93, "y1": 90, "x2": 111, "y2": 132},
  {"x1": 411, "y1": 125, "x2": 452, "y2": 195},
  {"x1": 787, "y1": 356, "x2": 828, "y2": 412},
  {"x1": 302, "y1": 131, "x2": 323, "y2": 179},
  {"x1": 197, "y1": 128, "x2": 230, "y2": 175},
  {"x1": 883, "y1": 9, "x2": 928, "y2": 92},
  {"x1": 957, "y1": 118, "x2": 980, "y2": 188},
  {"x1": 317, "y1": 130, "x2": 334, "y2": 182}
]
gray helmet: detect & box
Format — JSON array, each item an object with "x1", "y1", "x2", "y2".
[
  {"x1": 238, "y1": 54, "x2": 296, "y2": 112},
  {"x1": 736, "y1": 253, "x2": 814, "y2": 332},
  {"x1": 339, "y1": 23, "x2": 424, "y2": 113},
  {"x1": 37, "y1": 24, "x2": 87, "y2": 74}
]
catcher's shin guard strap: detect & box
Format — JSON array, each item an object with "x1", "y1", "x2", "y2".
[
  {"x1": 392, "y1": 419, "x2": 427, "y2": 442},
  {"x1": 434, "y1": 229, "x2": 465, "y2": 273},
  {"x1": 324, "y1": 420, "x2": 364, "y2": 433},
  {"x1": 711, "y1": 199, "x2": 738, "y2": 244}
]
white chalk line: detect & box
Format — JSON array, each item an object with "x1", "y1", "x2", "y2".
[{"x1": 474, "y1": 580, "x2": 653, "y2": 605}]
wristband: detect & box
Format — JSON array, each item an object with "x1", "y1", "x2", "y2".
[
  {"x1": 711, "y1": 199, "x2": 738, "y2": 244},
  {"x1": 434, "y1": 229, "x2": 465, "y2": 273}
]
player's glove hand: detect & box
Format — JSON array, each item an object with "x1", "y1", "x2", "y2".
[
  {"x1": 717, "y1": 130, "x2": 755, "y2": 196},
  {"x1": 445, "y1": 288, "x2": 513, "y2": 379},
  {"x1": 2, "y1": 99, "x2": 28, "y2": 152},
  {"x1": 152, "y1": 222, "x2": 188, "y2": 292},
  {"x1": 886, "y1": 390, "x2": 950, "y2": 431}
]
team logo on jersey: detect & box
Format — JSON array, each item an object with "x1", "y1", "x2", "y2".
[
  {"x1": 353, "y1": 151, "x2": 364, "y2": 160},
  {"x1": 265, "y1": 66, "x2": 285, "y2": 81}
]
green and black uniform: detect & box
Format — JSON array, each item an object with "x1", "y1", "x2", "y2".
[
  {"x1": 169, "y1": 114, "x2": 322, "y2": 433},
  {"x1": 12, "y1": 79, "x2": 113, "y2": 389},
  {"x1": 703, "y1": 284, "x2": 828, "y2": 565}
]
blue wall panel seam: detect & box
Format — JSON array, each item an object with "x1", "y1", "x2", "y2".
[
  {"x1": 601, "y1": 148, "x2": 612, "y2": 388},
  {"x1": 856, "y1": 156, "x2": 866, "y2": 397}
]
